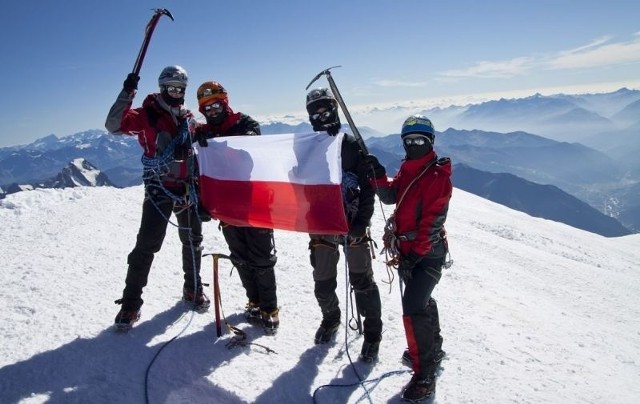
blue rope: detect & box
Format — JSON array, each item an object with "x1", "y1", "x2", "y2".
[
  {"x1": 342, "y1": 239, "x2": 373, "y2": 403},
  {"x1": 141, "y1": 118, "x2": 200, "y2": 207},
  {"x1": 141, "y1": 120, "x2": 187, "y2": 174},
  {"x1": 312, "y1": 239, "x2": 374, "y2": 404},
  {"x1": 142, "y1": 118, "x2": 205, "y2": 404},
  {"x1": 312, "y1": 370, "x2": 410, "y2": 403}
]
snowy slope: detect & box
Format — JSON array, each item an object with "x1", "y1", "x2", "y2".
[{"x1": 0, "y1": 186, "x2": 638, "y2": 404}]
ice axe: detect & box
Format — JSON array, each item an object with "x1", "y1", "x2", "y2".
[
  {"x1": 202, "y1": 253, "x2": 249, "y2": 342},
  {"x1": 132, "y1": 8, "x2": 174, "y2": 76},
  {"x1": 306, "y1": 66, "x2": 368, "y2": 155},
  {"x1": 203, "y1": 252, "x2": 231, "y2": 338}
]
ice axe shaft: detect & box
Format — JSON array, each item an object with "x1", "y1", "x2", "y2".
[
  {"x1": 203, "y1": 253, "x2": 231, "y2": 338},
  {"x1": 132, "y1": 8, "x2": 174, "y2": 76},
  {"x1": 213, "y1": 257, "x2": 222, "y2": 337}
]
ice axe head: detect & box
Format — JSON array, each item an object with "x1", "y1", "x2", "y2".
[
  {"x1": 132, "y1": 8, "x2": 175, "y2": 76},
  {"x1": 305, "y1": 65, "x2": 341, "y2": 90},
  {"x1": 155, "y1": 8, "x2": 174, "y2": 21}
]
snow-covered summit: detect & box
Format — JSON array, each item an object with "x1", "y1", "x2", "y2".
[
  {"x1": 43, "y1": 158, "x2": 113, "y2": 188},
  {"x1": 0, "y1": 186, "x2": 638, "y2": 403}
]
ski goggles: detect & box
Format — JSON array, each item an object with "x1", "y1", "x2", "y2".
[
  {"x1": 202, "y1": 101, "x2": 224, "y2": 113},
  {"x1": 403, "y1": 136, "x2": 430, "y2": 146},
  {"x1": 199, "y1": 87, "x2": 224, "y2": 97},
  {"x1": 311, "y1": 108, "x2": 334, "y2": 121},
  {"x1": 165, "y1": 85, "x2": 185, "y2": 94}
]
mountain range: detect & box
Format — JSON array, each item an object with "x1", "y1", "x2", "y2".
[
  {"x1": 451, "y1": 164, "x2": 630, "y2": 237},
  {"x1": 0, "y1": 89, "x2": 637, "y2": 235},
  {"x1": 0, "y1": 130, "x2": 142, "y2": 188},
  {"x1": 0, "y1": 158, "x2": 112, "y2": 199},
  {"x1": 365, "y1": 126, "x2": 638, "y2": 234},
  {"x1": 418, "y1": 88, "x2": 639, "y2": 141}
]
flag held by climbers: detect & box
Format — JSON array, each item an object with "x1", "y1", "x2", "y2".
[{"x1": 195, "y1": 132, "x2": 348, "y2": 234}]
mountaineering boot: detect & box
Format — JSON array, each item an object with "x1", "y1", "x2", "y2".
[
  {"x1": 314, "y1": 319, "x2": 340, "y2": 344},
  {"x1": 359, "y1": 335, "x2": 382, "y2": 363},
  {"x1": 114, "y1": 298, "x2": 141, "y2": 331},
  {"x1": 402, "y1": 348, "x2": 446, "y2": 369},
  {"x1": 182, "y1": 287, "x2": 210, "y2": 313},
  {"x1": 313, "y1": 306, "x2": 340, "y2": 344},
  {"x1": 245, "y1": 301, "x2": 261, "y2": 322},
  {"x1": 401, "y1": 375, "x2": 436, "y2": 402},
  {"x1": 114, "y1": 308, "x2": 141, "y2": 331},
  {"x1": 261, "y1": 308, "x2": 280, "y2": 335},
  {"x1": 434, "y1": 349, "x2": 446, "y2": 364}
]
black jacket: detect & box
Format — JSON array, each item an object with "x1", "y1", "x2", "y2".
[
  {"x1": 340, "y1": 134, "x2": 375, "y2": 236},
  {"x1": 195, "y1": 112, "x2": 260, "y2": 138}
]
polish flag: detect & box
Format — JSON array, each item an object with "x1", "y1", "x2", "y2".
[{"x1": 195, "y1": 132, "x2": 348, "y2": 234}]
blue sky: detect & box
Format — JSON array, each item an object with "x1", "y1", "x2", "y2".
[{"x1": 1, "y1": 0, "x2": 639, "y2": 147}]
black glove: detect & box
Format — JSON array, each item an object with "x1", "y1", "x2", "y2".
[
  {"x1": 198, "y1": 202, "x2": 212, "y2": 222},
  {"x1": 194, "y1": 131, "x2": 208, "y2": 147},
  {"x1": 123, "y1": 73, "x2": 140, "y2": 93},
  {"x1": 347, "y1": 224, "x2": 367, "y2": 245},
  {"x1": 326, "y1": 124, "x2": 340, "y2": 136},
  {"x1": 361, "y1": 154, "x2": 386, "y2": 179},
  {"x1": 397, "y1": 251, "x2": 423, "y2": 281}
]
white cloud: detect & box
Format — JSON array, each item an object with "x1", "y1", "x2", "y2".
[
  {"x1": 439, "y1": 57, "x2": 535, "y2": 79},
  {"x1": 373, "y1": 79, "x2": 429, "y2": 88},
  {"x1": 546, "y1": 34, "x2": 640, "y2": 70},
  {"x1": 437, "y1": 33, "x2": 640, "y2": 80}
]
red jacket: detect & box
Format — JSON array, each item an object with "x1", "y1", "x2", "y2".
[
  {"x1": 105, "y1": 91, "x2": 195, "y2": 186},
  {"x1": 373, "y1": 150, "x2": 452, "y2": 256}
]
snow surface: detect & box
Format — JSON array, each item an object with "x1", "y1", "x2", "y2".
[{"x1": 0, "y1": 186, "x2": 638, "y2": 404}]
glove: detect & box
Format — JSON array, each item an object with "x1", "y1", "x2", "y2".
[
  {"x1": 347, "y1": 224, "x2": 367, "y2": 245},
  {"x1": 198, "y1": 202, "x2": 212, "y2": 222},
  {"x1": 123, "y1": 73, "x2": 140, "y2": 93},
  {"x1": 361, "y1": 154, "x2": 386, "y2": 179},
  {"x1": 194, "y1": 130, "x2": 208, "y2": 147},
  {"x1": 397, "y1": 251, "x2": 423, "y2": 281},
  {"x1": 326, "y1": 123, "x2": 340, "y2": 136}
]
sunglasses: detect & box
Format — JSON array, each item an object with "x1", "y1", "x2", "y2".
[
  {"x1": 203, "y1": 102, "x2": 224, "y2": 113},
  {"x1": 404, "y1": 136, "x2": 429, "y2": 146},
  {"x1": 166, "y1": 85, "x2": 185, "y2": 94},
  {"x1": 311, "y1": 110, "x2": 333, "y2": 121}
]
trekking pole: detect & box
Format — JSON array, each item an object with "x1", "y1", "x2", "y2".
[
  {"x1": 132, "y1": 8, "x2": 174, "y2": 76},
  {"x1": 203, "y1": 253, "x2": 231, "y2": 338},
  {"x1": 306, "y1": 66, "x2": 368, "y2": 154}
]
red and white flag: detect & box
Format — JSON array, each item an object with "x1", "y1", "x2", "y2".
[{"x1": 196, "y1": 132, "x2": 348, "y2": 234}]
